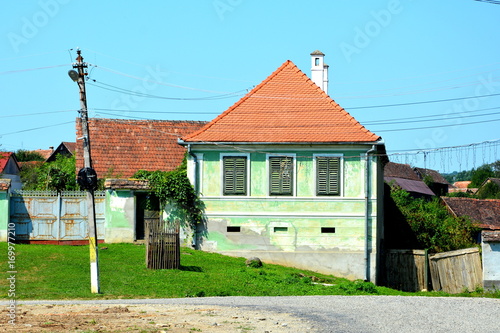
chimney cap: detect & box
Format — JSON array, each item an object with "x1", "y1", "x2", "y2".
[{"x1": 310, "y1": 50, "x2": 325, "y2": 56}]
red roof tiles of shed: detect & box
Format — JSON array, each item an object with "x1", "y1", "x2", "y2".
[
  {"x1": 76, "y1": 118, "x2": 206, "y2": 178},
  {"x1": 442, "y1": 197, "x2": 500, "y2": 230},
  {"x1": 182, "y1": 60, "x2": 380, "y2": 143}
]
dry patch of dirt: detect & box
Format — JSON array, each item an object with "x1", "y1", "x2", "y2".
[{"x1": 1, "y1": 303, "x2": 316, "y2": 332}]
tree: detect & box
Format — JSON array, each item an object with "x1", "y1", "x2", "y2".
[
  {"x1": 15, "y1": 149, "x2": 45, "y2": 162},
  {"x1": 469, "y1": 165, "x2": 494, "y2": 188},
  {"x1": 20, "y1": 155, "x2": 77, "y2": 192}
]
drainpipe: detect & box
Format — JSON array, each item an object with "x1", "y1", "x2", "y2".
[
  {"x1": 187, "y1": 144, "x2": 198, "y2": 249},
  {"x1": 364, "y1": 144, "x2": 376, "y2": 282}
]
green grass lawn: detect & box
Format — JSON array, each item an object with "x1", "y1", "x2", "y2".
[{"x1": 0, "y1": 243, "x2": 497, "y2": 300}]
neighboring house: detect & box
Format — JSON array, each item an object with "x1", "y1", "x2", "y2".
[
  {"x1": 75, "y1": 118, "x2": 207, "y2": 178},
  {"x1": 73, "y1": 118, "x2": 206, "y2": 243},
  {"x1": 33, "y1": 147, "x2": 54, "y2": 161},
  {"x1": 179, "y1": 51, "x2": 387, "y2": 282},
  {"x1": 46, "y1": 142, "x2": 76, "y2": 162},
  {"x1": 413, "y1": 167, "x2": 450, "y2": 196},
  {"x1": 475, "y1": 178, "x2": 500, "y2": 199},
  {"x1": 0, "y1": 152, "x2": 22, "y2": 190},
  {"x1": 384, "y1": 162, "x2": 435, "y2": 198},
  {"x1": 449, "y1": 180, "x2": 476, "y2": 194},
  {"x1": 441, "y1": 197, "x2": 500, "y2": 290}
]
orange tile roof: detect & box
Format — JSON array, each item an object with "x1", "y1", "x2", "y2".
[
  {"x1": 0, "y1": 152, "x2": 13, "y2": 173},
  {"x1": 76, "y1": 118, "x2": 206, "y2": 178},
  {"x1": 182, "y1": 60, "x2": 380, "y2": 143}
]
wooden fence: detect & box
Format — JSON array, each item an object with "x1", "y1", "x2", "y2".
[
  {"x1": 145, "y1": 213, "x2": 180, "y2": 269},
  {"x1": 429, "y1": 248, "x2": 482, "y2": 294},
  {"x1": 385, "y1": 247, "x2": 482, "y2": 293},
  {"x1": 385, "y1": 249, "x2": 428, "y2": 292}
]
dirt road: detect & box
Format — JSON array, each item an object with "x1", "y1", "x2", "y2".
[{"x1": 1, "y1": 302, "x2": 315, "y2": 332}]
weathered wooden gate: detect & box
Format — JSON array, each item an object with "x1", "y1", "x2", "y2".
[
  {"x1": 10, "y1": 190, "x2": 105, "y2": 243},
  {"x1": 145, "y1": 215, "x2": 180, "y2": 269}
]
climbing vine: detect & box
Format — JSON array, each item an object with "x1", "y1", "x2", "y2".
[{"x1": 133, "y1": 160, "x2": 204, "y2": 227}]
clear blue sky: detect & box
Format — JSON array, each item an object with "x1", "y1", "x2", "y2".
[{"x1": 1, "y1": 0, "x2": 499, "y2": 173}]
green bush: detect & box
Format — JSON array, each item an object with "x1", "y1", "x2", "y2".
[{"x1": 390, "y1": 187, "x2": 480, "y2": 253}]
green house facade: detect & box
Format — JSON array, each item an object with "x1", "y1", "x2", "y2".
[{"x1": 180, "y1": 53, "x2": 386, "y2": 282}]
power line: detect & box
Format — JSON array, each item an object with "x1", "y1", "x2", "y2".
[
  {"x1": 361, "y1": 106, "x2": 500, "y2": 124},
  {"x1": 475, "y1": 0, "x2": 500, "y2": 4},
  {"x1": 366, "y1": 110, "x2": 500, "y2": 126},
  {"x1": 344, "y1": 92, "x2": 500, "y2": 110},
  {"x1": 0, "y1": 63, "x2": 71, "y2": 75},
  {"x1": 0, "y1": 110, "x2": 77, "y2": 118},
  {"x1": 91, "y1": 64, "x2": 237, "y2": 94},
  {"x1": 87, "y1": 79, "x2": 247, "y2": 101},
  {"x1": 0, "y1": 121, "x2": 74, "y2": 136},
  {"x1": 375, "y1": 117, "x2": 500, "y2": 133}
]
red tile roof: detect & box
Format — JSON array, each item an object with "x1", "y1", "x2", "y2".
[
  {"x1": 33, "y1": 148, "x2": 54, "y2": 160},
  {"x1": 76, "y1": 118, "x2": 206, "y2": 178},
  {"x1": 0, "y1": 152, "x2": 13, "y2": 173},
  {"x1": 182, "y1": 60, "x2": 380, "y2": 143},
  {"x1": 442, "y1": 197, "x2": 500, "y2": 230},
  {"x1": 384, "y1": 162, "x2": 421, "y2": 181}
]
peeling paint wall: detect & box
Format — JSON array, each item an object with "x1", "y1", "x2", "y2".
[
  {"x1": 104, "y1": 190, "x2": 136, "y2": 243},
  {"x1": 190, "y1": 146, "x2": 383, "y2": 281}
]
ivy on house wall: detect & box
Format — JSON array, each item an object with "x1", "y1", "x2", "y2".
[{"x1": 133, "y1": 159, "x2": 204, "y2": 228}]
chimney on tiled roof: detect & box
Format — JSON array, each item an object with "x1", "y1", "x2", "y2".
[{"x1": 310, "y1": 50, "x2": 328, "y2": 94}]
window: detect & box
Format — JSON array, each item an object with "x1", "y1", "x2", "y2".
[
  {"x1": 315, "y1": 57, "x2": 320, "y2": 66},
  {"x1": 321, "y1": 227, "x2": 336, "y2": 234},
  {"x1": 316, "y1": 156, "x2": 341, "y2": 196},
  {"x1": 223, "y1": 156, "x2": 247, "y2": 195},
  {"x1": 269, "y1": 156, "x2": 294, "y2": 196}
]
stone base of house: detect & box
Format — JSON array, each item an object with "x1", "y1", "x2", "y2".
[
  {"x1": 105, "y1": 228, "x2": 136, "y2": 243},
  {"x1": 483, "y1": 280, "x2": 500, "y2": 291},
  {"x1": 212, "y1": 249, "x2": 377, "y2": 282}
]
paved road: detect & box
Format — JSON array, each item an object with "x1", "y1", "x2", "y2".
[{"x1": 5, "y1": 295, "x2": 500, "y2": 332}]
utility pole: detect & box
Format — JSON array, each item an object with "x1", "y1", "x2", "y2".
[{"x1": 69, "y1": 49, "x2": 100, "y2": 293}]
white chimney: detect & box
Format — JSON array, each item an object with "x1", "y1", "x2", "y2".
[{"x1": 310, "y1": 50, "x2": 328, "y2": 94}]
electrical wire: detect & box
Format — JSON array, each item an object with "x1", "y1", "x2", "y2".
[
  {"x1": 0, "y1": 121, "x2": 74, "y2": 136},
  {"x1": 361, "y1": 106, "x2": 500, "y2": 124},
  {"x1": 365, "y1": 110, "x2": 500, "y2": 126},
  {"x1": 0, "y1": 110, "x2": 77, "y2": 119},
  {"x1": 344, "y1": 92, "x2": 500, "y2": 110},
  {"x1": 375, "y1": 117, "x2": 500, "y2": 133},
  {"x1": 87, "y1": 79, "x2": 247, "y2": 101},
  {"x1": 0, "y1": 64, "x2": 71, "y2": 75},
  {"x1": 90, "y1": 64, "x2": 238, "y2": 94}
]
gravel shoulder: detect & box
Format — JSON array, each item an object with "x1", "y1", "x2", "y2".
[{"x1": 2, "y1": 295, "x2": 500, "y2": 333}]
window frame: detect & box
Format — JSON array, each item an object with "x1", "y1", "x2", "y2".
[
  {"x1": 220, "y1": 153, "x2": 250, "y2": 197},
  {"x1": 267, "y1": 153, "x2": 296, "y2": 197},
  {"x1": 313, "y1": 154, "x2": 343, "y2": 197}
]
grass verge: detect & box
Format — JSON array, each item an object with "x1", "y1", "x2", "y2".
[{"x1": 0, "y1": 243, "x2": 498, "y2": 300}]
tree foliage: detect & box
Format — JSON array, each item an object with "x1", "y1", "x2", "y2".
[
  {"x1": 390, "y1": 187, "x2": 480, "y2": 253},
  {"x1": 20, "y1": 155, "x2": 77, "y2": 192},
  {"x1": 15, "y1": 149, "x2": 45, "y2": 162}
]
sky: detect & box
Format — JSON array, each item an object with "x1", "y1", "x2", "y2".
[{"x1": 1, "y1": 0, "x2": 499, "y2": 174}]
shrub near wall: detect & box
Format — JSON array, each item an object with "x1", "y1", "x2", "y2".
[{"x1": 390, "y1": 187, "x2": 480, "y2": 253}]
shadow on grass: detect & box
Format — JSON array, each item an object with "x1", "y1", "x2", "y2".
[{"x1": 180, "y1": 265, "x2": 203, "y2": 272}]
